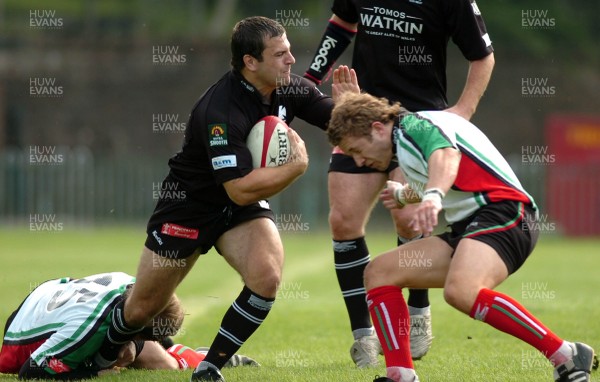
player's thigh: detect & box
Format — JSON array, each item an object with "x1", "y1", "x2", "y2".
[
  {"x1": 126, "y1": 247, "x2": 200, "y2": 326},
  {"x1": 364, "y1": 236, "x2": 453, "y2": 290},
  {"x1": 328, "y1": 171, "x2": 387, "y2": 233},
  {"x1": 215, "y1": 217, "x2": 283, "y2": 297},
  {"x1": 444, "y1": 238, "x2": 509, "y2": 313}
]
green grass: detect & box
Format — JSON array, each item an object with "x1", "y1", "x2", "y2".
[{"x1": 1, "y1": 227, "x2": 599, "y2": 382}]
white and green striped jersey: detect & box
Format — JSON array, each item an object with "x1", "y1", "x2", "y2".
[
  {"x1": 3, "y1": 272, "x2": 135, "y2": 369},
  {"x1": 395, "y1": 111, "x2": 537, "y2": 223}
]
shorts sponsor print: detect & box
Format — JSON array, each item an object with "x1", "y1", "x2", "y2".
[{"x1": 145, "y1": 200, "x2": 274, "y2": 259}]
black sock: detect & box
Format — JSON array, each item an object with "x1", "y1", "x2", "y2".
[
  {"x1": 334, "y1": 237, "x2": 372, "y2": 334},
  {"x1": 95, "y1": 300, "x2": 144, "y2": 368},
  {"x1": 397, "y1": 236, "x2": 431, "y2": 309},
  {"x1": 407, "y1": 288, "x2": 430, "y2": 308},
  {"x1": 203, "y1": 286, "x2": 274, "y2": 369}
]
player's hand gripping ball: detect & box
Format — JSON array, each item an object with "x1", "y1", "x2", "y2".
[{"x1": 246, "y1": 116, "x2": 291, "y2": 168}]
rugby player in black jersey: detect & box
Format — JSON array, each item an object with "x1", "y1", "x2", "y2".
[
  {"x1": 90, "y1": 16, "x2": 359, "y2": 382},
  {"x1": 305, "y1": 0, "x2": 495, "y2": 367}
]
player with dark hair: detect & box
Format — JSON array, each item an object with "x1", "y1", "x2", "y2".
[
  {"x1": 327, "y1": 92, "x2": 598, "y2": 382},
  {"x1": 304, "y1": 0, "x2": 495, "y2": 367},
  {"x1": 0, "y1": 272, "x2": 258, "y2": 380},
  {"x1": 90, "y1": 16, "x2": 359, "y2": 382}
]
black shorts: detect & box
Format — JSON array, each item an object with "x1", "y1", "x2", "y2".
[
  {"x1": 144, "y1": 198, "x2": 274, "y2": 259},
  {"x1": 328, "y1": 151, "x2": 399, "y2": 174},
  {"x1": 437, "y1": 201, "x2": 539, "y2": 274}
]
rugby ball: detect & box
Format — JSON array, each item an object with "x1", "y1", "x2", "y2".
[{"x1": 246, "y1": 116, "x2": 291, "y2": 168}]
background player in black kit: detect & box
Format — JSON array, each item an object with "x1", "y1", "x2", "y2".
[
  {"x1": 305, "y1": 0, "x2": 495, "y2": 367},
  {"x1": 91, "y1": 16, "x2": 358, "y2": 382}
]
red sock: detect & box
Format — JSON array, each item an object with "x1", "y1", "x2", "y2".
[
  {"x1": 367, "y1": 286, "x2": 413, "y2": 369},
  {"x1": 470, "y1": 288, "x2": 563, "y2": 359},
  {"x1": 167, "y1": 344, "x2": 206, "y2": 369}
]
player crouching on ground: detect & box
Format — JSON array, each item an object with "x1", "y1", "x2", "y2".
[
  {"x1": 327, "y1": 93, "x2": 598, "y2": 382},
  {"x1": 0, "y1": 272, "x2": 258, "y2": 380}
]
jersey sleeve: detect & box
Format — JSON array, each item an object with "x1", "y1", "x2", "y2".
[
  {"x1": 292, "y1": 76, "x2": 334, "y2": 131},
  {"x1": 446, "y1": 0, "x2": 493, "y2": 61},
  {"x1": 332, "y1": 0, "x2": 359, "y2": 24},
  {"x1": 402, "y1": 114, "x2": 457, "y2": 161},
  {"x1": 196, "y1": 97, "x2": 254, "y2": 185}
]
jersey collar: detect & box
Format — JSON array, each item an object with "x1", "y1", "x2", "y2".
[
  {"x1": 233, "y1": 70, "x2": 274, "y2": 106},
  {"x1": 392, "y1": 115, "x2": 402, "y2": 155},
  {"x1": 233, "y1": 70, "x2": 258, "y2": 94}
]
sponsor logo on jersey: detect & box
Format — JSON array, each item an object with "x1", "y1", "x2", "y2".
[
  {"x1": 161, "y1": 223, "x2": 199, "y2": 240},
  {"x1": 208, "y1": 124, "x2": 228, "y2": 146},
  {"x1": 359, "y1": 7, "x2": 423, "y2": 39},
  {"x1": 212, "y1": 155, "x2": 237, "y2": 170}
]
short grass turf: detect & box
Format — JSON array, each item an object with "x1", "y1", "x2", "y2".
[{"x1": 0, "y1": 227, "x2": 599, "y2": 382}]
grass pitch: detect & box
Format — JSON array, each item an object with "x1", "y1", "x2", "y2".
[{"x1": 0, "y1": 227, "x2": 599, "y2": 382}]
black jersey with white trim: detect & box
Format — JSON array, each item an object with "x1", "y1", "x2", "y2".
[
  {"x1": 166, "y1": 70, "x2": 333, "y2": 207},
  {"x1": 332, "y1": 0, "x2": 493, "y2": 111}
]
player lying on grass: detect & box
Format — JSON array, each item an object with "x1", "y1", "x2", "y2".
[
  {"x1": 0, "y1": 272, "x2": 257, "y2": 380},
  {"x1": 327, "y1": 93, "x2": 598, "y2": 382}
]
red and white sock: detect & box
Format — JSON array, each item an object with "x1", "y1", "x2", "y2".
[
  {"x1": 167, "y1": 344, "x2": 206, "y2": 369},
  {"x1": 470, "y1": 288, "x2": 568, "y2": 364},
  {"x1": 367, "y1": 285, "x2": 415, "y2": 381}
]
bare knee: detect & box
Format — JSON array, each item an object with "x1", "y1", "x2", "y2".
[
  {"x1": 247, "y1": 265, "x2": 282, "y2": 298},
  {"x1": 363, "y1": 261, "x2": 378, "y2": 290},
  {"x1": 364, "y1": 256, "x2": 402, "y2": 291},
  {"x1": 329, "y1": 206, "x2": 365, "y2": 240},
  {"x1": 443, "y1": 280, "x2": 479, "y2": 314}
]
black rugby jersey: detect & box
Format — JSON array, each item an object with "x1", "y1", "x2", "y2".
[
  {"x1": 332, "y1": 0, "x2": 493, "y2": 111},
  {"x1": 166, "y1": 70, "x2": 333, "y2": 207}
]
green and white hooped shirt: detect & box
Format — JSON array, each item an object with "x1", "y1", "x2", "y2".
[
  {"x1": 394, "y1": 111, "x2": 537, "y2": 224},
  {"x1": 3, "y1": 272, "x2": 135, "y2": 370}
]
